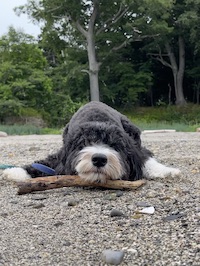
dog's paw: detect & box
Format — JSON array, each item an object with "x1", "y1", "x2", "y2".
[
  {"x1": 143, "y1": 158, "x2": 181, "y2": 179},
  {"x1": 2, "y1": 167, "x2": 31, "y2": 182}
]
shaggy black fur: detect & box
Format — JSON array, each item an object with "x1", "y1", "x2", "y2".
[{"x1": 24, "y1": 101, "x2": 153, "y2": 180}]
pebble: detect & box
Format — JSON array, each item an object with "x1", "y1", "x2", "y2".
[
  {"x1": 110, "y1": 209, "x2": 124, "y2": 217},
  {"x1": 54, "y1": 221, "x2": 64, "y2": 227},
  {"x1": 163, "y1": 213, "x2": 184, "y2": 221},
  {"x1": 31, "y1": 195, "x2": 47, "y2": 201},
  {"x1": 0, "y1": 131, "x2": 8, "y2": 137},
  {"x1": 68, "y1": 200, "x2": 78, "y2": 206},
  {"x1": 136, "y1": 201, "x2": 151, "y2": 207},
  {"x1": 104, "y1": 193, "x2": 117, "y2": 200},
  {"x1": 137, "y1": 206, "x2": 155, "y2": 215},
  {"x1": 102, "y1": 249, "x2": 125, "y2": 265},
  {"x1": 123, "y1": 247, "x2": 138, "y2": 255},
  {"x1": 31, "y1": 203, "x2": 45, "y2": 209},
  {"x1": 196, "y1": 207, "x2": 200, "y2": 212},
  {"x1": 116, "y1": 191, "x2": 124, "y2": 197}
]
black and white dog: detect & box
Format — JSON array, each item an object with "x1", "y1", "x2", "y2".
[{"x1": 3, "y1": 101, "x2": 180, "y2": 183}]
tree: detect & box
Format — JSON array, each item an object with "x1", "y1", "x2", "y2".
[
  {"x1": 16, "y1": 0, "x2": 152, "y2": 101},
  {"x1": 141, "y1": 0, "x2": 200, "y2": 105},
  {"x1": 0, "y1": 27, "x2": 52, "y2": 119},
  {"x1": 16, "y1": 1, "x2": 126, "y2": 101}
]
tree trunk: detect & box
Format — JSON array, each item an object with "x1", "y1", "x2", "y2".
[
  {"x1": 165, "y1": 36, "x2": 186, "y2": 106},
  {"x1": 87, "y1": 33, "x2": 100, "y2": 101}
]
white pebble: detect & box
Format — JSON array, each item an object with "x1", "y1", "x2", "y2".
[
  {"x1": 138, "y1": 206, "x2": 155, "y2": 214},
  {"x1": 102, "y1": 249, "x2": 125, "y2": 265}
]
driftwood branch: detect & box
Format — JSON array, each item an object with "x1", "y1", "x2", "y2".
[{"x1": 16, "y1": 175, "x2": 146, "y2": 195}]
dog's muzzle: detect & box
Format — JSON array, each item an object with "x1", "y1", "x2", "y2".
[{"x1": 74, "y1": 145, "x2": 124, "y2": 183}]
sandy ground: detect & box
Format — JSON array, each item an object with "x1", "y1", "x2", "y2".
[{"x1": 0, "y1": 132, "x2": 199, "y2": 266}]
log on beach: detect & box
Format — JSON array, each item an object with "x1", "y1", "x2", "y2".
[{"x1": 16, "y1": 175, "x2": 146, "y2": 195}]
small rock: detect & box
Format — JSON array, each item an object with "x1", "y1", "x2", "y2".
[
  {"x1": 137, "y1": 206, "x2": 155, "y2": 215},
  {"x1": 196, "y1": 207, "x2": 200, "y2": 212},
  {"x1": 10, "y1": 200, "x2": 18, "y2": 204},
  {"x1": 132, "y1": 213, "x2": 143, "y2": 219},
  {"x1": 32, "y1": 203, "x2": 45, "y2": 209},
  {"x1": 29, "y1": 146, "x2": 39, "y2": 151},
  {"x1": 62, "y1": 240, "x2": 71, "y2": 246},
  {"x1": 136, "y1": 201, "x2": 151, "y2": 207},
  {"x1": 102, "y1": 249, "x2": 125, "y2": 265},
  {"x1": 122, "y1": 247, "x2": 137, "y2": 254},
  {"x1": 116, "y1": 191, "x2": 124, "y2": 197},
  {"x1": 0, "y1": 131, "x2": 8, "y2": 137},
  {"x1": 110, "y1": 209, "x2": 124, "y2": 217},
  {"x1": 54, "y1": 221, "x2": 64, "y2": 227},
  {"x1": 0, "y1": 213, "x2": 9, "y2": 218},
  {"x1": 104, "y1": 193, "x2": 117, "y2": 201},
  {"x1": 31, "y1": 195, "x2": 47, "y2": 201},
  {"x1": 68, "y1": 200, "x2": 78, "y2": 206},
  {"x1": 63, "y1": 191, "x2": 72, "y2": 196},
  {"x1": 163, "y1": 213, "x2": 184, "y2": 221}
]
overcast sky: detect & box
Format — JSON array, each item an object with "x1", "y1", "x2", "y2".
[{"x1": 0, "y1": 0, "x2": 41, "y2": 37}]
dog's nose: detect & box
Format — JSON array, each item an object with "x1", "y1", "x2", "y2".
[{"x1": 92, "y1": 153, "x2": 107, "y2": 167}]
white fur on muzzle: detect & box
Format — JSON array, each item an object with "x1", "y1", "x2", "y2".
[{"x1": 75, "y1": 144, "x2": 124, "y2": 183}]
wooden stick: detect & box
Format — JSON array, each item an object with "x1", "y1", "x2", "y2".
[{"x1": 16, "y1": 175, "x2": 146, "y2": 195}]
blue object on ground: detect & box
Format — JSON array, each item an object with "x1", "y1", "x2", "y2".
[{"x1": 31, "y1": 163, "x2": 56, "y2": 175}]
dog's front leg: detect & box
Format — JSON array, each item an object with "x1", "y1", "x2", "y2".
[
  {"x1": 2, "y1": 152, "x2": 62, "y2": 182},
  {"x1": 142, "y1": 157, "x2": 181, "y2": 179}
]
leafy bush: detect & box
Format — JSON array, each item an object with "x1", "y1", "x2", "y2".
[{"x1": 0, "y1": 100, "x2": 23, "y2": 121}]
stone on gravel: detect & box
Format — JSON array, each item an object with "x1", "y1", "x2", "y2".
[
  {"x1": 136, "y1": 201, "x2": 151, "y2": 207},
  {"x1": 163, "y1": 213, "x2": 185, "y2": 221},
  {"x1": 137, "y1": 206, "x2": 155, "y2": 215},
  {"x1": 102, "y1": 249, "x2": 125, "y2": 265},
  {"x1": 110, "y1": 209, "x2": 124, "y2": 217},
  {"x1": 0, "y1": 131, "x2": 8, "y2": 137},
  {"x1": 68, "y1": 199, "x2": 78, "y2": 206},
  {"x1": 115, "y1": 191, "x2": 124, "y2": 197}
]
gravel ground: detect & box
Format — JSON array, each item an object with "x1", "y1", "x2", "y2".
[{"x1": 0, "y1": 132, "x2": 199, "y2": 266}]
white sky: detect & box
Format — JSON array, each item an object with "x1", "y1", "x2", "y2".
[{"x1": 0, "y1": 0, "x2": 41, "y2": 37}]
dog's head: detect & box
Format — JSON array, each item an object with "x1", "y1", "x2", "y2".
[{"x1": 58, "y1": 122, "x2": 143, "y2": 183}]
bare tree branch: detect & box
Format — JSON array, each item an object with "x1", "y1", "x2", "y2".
[
  {"x1": 148, "y1": 45, "x2": 172, "y2": 69},
  {"x1": 88, "y1": 0, "x2": 99, "y2": 33},
  {"x1": 96, "y1": 4, "x2": 129, "y2": 35},
  {"x1": 75, "y1": 20, "x2": 88, "y2": 38},
  {"x1": 111, "y1": 39, "x2": 129, "y2": 51}
]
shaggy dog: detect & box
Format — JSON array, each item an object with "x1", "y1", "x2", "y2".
[{"x1": 3, "y1": 101, "x2": 180, "y2": 182}]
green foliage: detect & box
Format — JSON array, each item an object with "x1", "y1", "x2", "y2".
[
  {"x1": 47, "y1": 94, "x2": 84, "y2": 127},
  {"x1": 124, "y1": 104, "x2": 200, "y2": 125},
  {"x1": 101, "y1": 60, "x2": 153, "y2": 105},
  {"x1": 0, "y1": 1, "x2": 199, "y2": 128},
  {"x1": 0, "y1": 99, "x2": 23, "y2": 120},
  {"x1": 132, "y1": 120, "x2": 198, "y2": 132},
  {"x1": 0, "y1": 124, "x2": 43, "y2": 135},
  {"x1": 0, "y1": 124, "x2": 61, "y2": 135}
]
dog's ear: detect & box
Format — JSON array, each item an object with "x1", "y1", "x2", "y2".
[{"x1": 121, "y1": 116, "x2": 141, "y2": 147}]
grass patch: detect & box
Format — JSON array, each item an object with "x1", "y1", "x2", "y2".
[
  {"x1": 131, "y1": 119, "x2": 198, "y2": 132},
  {"x1": 1, "y1": 104, "x2": 200, "y2": 135},
  {"x1": 122, "y1": 104, "x2": 200, "y2": 132},
  {"x1": 0, "y1": 125, "x2": 61, "y2": 135}
]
